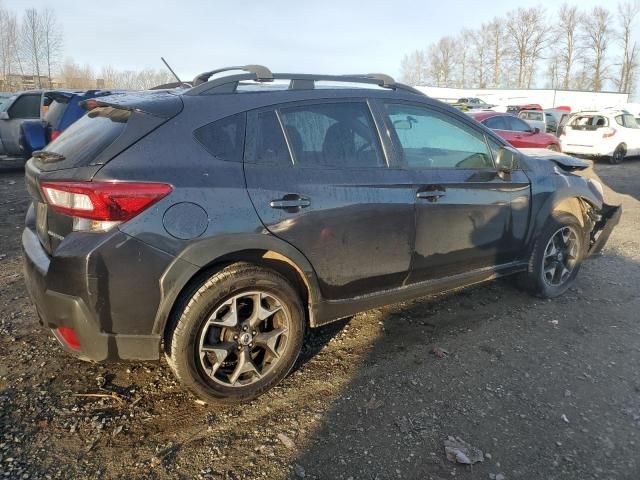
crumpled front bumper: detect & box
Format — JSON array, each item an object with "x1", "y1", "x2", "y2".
[{"x1": 588, "y1": 203, "x2": 622, "y2": 256}]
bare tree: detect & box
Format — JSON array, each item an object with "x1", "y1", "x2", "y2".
[
  {"x1": 20, "y1": 8, "x2": 45, "y2": 86},
  {"x1": 468, "y1": 26, "x2": 491, "y2": 88},
  {"x1": 505, "y1": 7, "x2": 548, "y2": 88},
  {"x1": 581, "y1": 6, "x2": 612, "y2": 92},
  {"x1": 455, "y1": 29, "x2": 473, "y2": 88},
  {"x1": 400, "y1": 50, "x2": 428, "y2": 85},
  {"x1": 616, "y1": 1, "x2": 640, "y2": 94},
  {"x1": 427, "y1": 36, "x2": 457, "y2": 86},
  {"x1": 41, "y1": 8, "x2": 62, "y2": 88},
  {"x1": 556, "y1": 4, "x2": 582, "y2": 89},
  {"x1": 486, "y1": 17, "x2": 506, "y2": 87},
  {"x1": 58, "y1": 58, "x2": 95, "y2": 89},
  {"x1": 0, "y1": 5, "x2": 21, "y2": 87}
]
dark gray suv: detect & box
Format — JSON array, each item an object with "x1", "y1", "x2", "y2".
[{"x1": 22, "y1": 66, "x2": 620, "y2": 403}]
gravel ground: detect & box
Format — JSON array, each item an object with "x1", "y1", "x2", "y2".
[{"x1": 0, "y1": 157, "x2": 639, "y2": 480}]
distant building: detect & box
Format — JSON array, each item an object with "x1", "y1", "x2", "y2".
[{"x1": 0, "y1": 74, "x2": 63, "y2": 91}]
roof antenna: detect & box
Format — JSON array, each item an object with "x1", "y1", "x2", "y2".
[{"x1": 161, "y1": 57, "x2": 186, "y2": 86}]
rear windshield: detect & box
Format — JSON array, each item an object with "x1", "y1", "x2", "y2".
[
  {"x1": 42, "y1": 106, "x2": 130, "y2": 164},
  {"x1": 521, "y1": 111, "x2": 543, "y2": 121},
  {"x1": 44, "y1": 97, "x2": 71, "y2": 127},
  {"x1": 569, "y1": 115, "x2": 609, "y2": 130}
]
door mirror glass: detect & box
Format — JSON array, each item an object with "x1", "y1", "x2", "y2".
[
  {"x1": 0, "y1": 111, "x2": 9, "y2": 120},
  {"x1": 495, "y1": 147, "x2": 517, "y2": 172}
]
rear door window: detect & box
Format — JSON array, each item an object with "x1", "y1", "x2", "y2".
[
  {"x1": 8, "y1": 94, "x2": 41, "y2": 119},
  {"x1": 246, "y1": 110, "x2": 292, "y2": 166},
  {"x1": 278, "y1": 102, "x2": 385, "y2": 168},
  {"x1": 194, "y1": 112, "x2": 246, "y2": 162}
]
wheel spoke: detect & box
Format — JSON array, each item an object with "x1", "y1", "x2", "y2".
[
  {"x1": 201, "y1": 341, "x2": 235, "y2": 377},
  {"x1": 247, "y1": 293, "x2": 283, "y2": 328},
  {"x1": 229, "y1": 349, "x2": 261, "y2": 385},
  {"x1": 254, "y1": 327, "x2": 288, "y2": 358},
  {"x1": 209, "y1": 297, "x2": 238, "y2": 327}
]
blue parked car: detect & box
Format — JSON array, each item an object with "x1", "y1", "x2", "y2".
[{"x1": 20, "y1": 90, "x2": 117, "y2": 157}]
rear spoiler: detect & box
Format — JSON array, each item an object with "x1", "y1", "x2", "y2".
[{"x1": 79, "y1": 90, "x2": 183, "y2": 118}]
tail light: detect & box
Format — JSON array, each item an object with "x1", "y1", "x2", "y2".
[
  {"x1": 57, "y1": 326, "x2": 80, "y2": 350},
  {"x1": 602, "y1": 128, "x2": 617, "y2": 139},
  {"x1": 41, "y1": 181, "x2": 172, "y2": 232},
  {"x1": 50, "y1": 129, "x2": 62, "y2": 141}
]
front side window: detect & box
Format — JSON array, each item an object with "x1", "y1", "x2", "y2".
[
  {"x1": 483, "y1": 115, "x2": 509, "y2": 130},
  {"x1": 507, "y1": 116, "x2": 533, "y2": 132},
  {"x1": 278, "y1": 102, "x2": 384, "y2": 168},
  {"x1": 8, "y1": 94, "x2": 41, "y2": 119},
  {"x1": 194, "y1": 112, "x2": 246, "y2": 162},
  {"x1": 385, "y1": 103, "x2": 494, "y2": 169}
]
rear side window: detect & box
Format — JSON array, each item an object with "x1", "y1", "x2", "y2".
[
  {"x1": 278, "y1": 102, "x2": 385, "y2": 168},
  {"x1": 483, "y1": 116, "x2": 508, "y2": 130},
  {"x1": 8, "y1": 94, "x2": 41, "y2": 118},
  {"x1": 194, "y1": 112, "x2": 246, "y2": 162},
  {"x1": 43, "y1": 106, "x2": 130, "y2": 164}
]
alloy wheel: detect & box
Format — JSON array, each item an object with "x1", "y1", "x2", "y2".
[
  {"x1": 197, "y1": 291, "x2": 290, "y2": 387},
  {"x1": 542, "y1": 226, "x2": 580, "y2": 287}
]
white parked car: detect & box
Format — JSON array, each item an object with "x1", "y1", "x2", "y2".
[{"x1": 560, "y1": 110, "x2": 640, "y2": 164}]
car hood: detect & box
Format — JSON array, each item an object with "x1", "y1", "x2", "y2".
[{"x1": 519, "y1": 148, "x2": 590, "y2": 171}]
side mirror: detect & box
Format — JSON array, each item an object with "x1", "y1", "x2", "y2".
[
  {"x1": 495, "y1": 146, "x2": 518, "y2": 173},
  {"x1": 532, "y1": 127, "x2": 540, "y2": 134},
  {"x1": 0, "y1": 111, "x2": 9, "y2": 120}
]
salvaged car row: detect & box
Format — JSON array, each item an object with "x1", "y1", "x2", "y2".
[{"x1": 18, "y1": 65, "x2": 621, "y2": 403}]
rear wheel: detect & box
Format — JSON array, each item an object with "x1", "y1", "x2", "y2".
[
  {"x1": 519, "y1": 213, "x2": 585, "y2": 298},
  {"x1": 165, "y1": 263, "x2": 305, "y2": 404},
  {"x1": 608, "y1": 144, "x2": 626, "y2": 164}
]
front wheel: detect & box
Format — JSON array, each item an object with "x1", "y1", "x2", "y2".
[
  {"x1": 519, "y1": 213, "x2": 586, "y2": 298},
  {"x1": 165, "y1": 263, "x2": 305, "y2": 404}
]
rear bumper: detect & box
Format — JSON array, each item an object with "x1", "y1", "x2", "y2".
[
  {"x1": 561, "y1": 144, "x2": 612, "y2": 157},
  {"x1": 22, "y1": 226, "x2": 167, "y2": 362},
  {"x1": 588, "y1": 203, "x2": 622, "y2": 256}
]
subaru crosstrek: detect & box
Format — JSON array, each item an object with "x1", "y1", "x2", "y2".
[{"x1": 22, "y1": 66, "x2": 621, "y2": 403}]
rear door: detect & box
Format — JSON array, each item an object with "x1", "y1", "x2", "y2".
[
  {"x1": 244, "y1": 99, "x2": 415, "y2": 300},
  {"x1": 0, "y1": 92, "x2": 42, "y2": 155},
  {"x1": 383, "y1": 102, "x2": 530, "y2": 282}
]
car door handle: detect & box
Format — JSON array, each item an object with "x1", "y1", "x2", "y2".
[
  {"x1": 270, "y1": 196, "x2": 311, "y2": 209},
  {"x1": 416, "y1": 191, "x2": 446, "y2": 202}
]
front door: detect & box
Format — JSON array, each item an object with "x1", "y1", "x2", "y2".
[
  {"x1": 383, "y1": 102, "x2": 530, "y2": 283},
  {"x1": 244, "y1": 100, "x2": 416, "y2": 300},
  {"x1": 0, "y1": 93, "x2": 42, "y2": 155}
]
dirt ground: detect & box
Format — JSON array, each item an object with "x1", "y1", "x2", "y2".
[{"x1": 1, "y1": 156, "x2": 639, "y2": 480}]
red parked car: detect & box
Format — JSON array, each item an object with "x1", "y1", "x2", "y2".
[{"x1": 468, "y1": 111, "x2": 561, "y2": 151}]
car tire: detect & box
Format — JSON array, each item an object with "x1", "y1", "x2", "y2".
[
  {"x1": 608, "y1": 144, "x2": 626, "y2": 164},
  {"x1": 164, "y1": 262, "x2": 305, "y2": 404},
  {"x1": 518, "y1": 213, "x2": 586, "y2": 298}
]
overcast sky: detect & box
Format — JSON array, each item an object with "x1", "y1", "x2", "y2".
[{"x1": 2, "y1": 0, "x2": 624, "y2": 82}]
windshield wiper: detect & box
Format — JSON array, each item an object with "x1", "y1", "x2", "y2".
[{"x1": 32, "y1": 151, "x2": 66, "y2": 163}]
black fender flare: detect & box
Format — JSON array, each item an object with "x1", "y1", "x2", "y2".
[{"x1": 152, "y1": 233, "x2": 323, "y2": 335}]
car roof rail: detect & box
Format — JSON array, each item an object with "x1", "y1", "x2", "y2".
[
  {"x1": 185, "y1": 67, "x2": 424, "y2": 96},
  {"x1": 192, "y1": 65, "x2": 274, "y2": 86}
]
